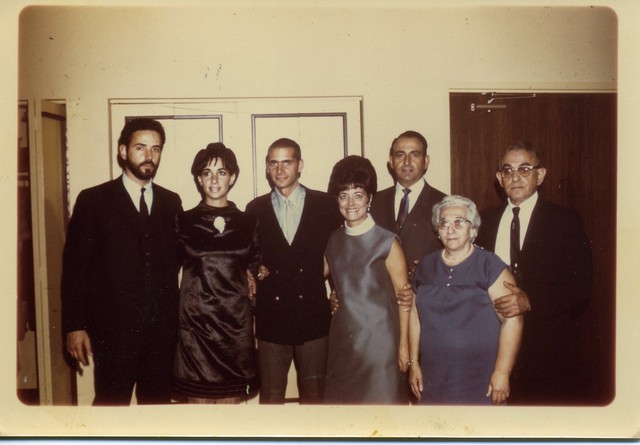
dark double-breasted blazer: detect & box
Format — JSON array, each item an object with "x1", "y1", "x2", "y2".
[
  {"x1": 61, "y1": 178, "x2": 183, "y2": 342},
  {"x1": 245, "y1": 187, "x2": 342, "y2": 345},
  {"x1": 370, "y1": 180, "x2": 446, "y2": 267},
  {"x1": 475, "y1": 198, "x2": 592, "y2": 383}
]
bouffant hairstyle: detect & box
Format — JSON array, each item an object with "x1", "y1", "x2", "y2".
[
  {"x1": 327, "y1": 155, "x2": 377, "y2": 198},
  {"x1": 190, "y1": 143, "x2": 239, "y2": 197},
  {"x1": 116, "y1": 118, "x2": 166, "y2": 169}
]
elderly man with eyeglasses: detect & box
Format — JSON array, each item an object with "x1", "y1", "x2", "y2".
[{"x1": 475, "y1": 141, "x2": 593, "y2": 406}]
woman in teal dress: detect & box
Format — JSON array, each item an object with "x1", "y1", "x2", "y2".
[{"x1": 323, "y1": 155, "x2": 410, "y2": 404}]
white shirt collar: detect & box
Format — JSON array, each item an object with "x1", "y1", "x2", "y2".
[
  {"x1": 395, "y1": 177, "x2": 425, "y2": 196},
  {"x1": 394, "y1": 178, "x2": 425, "y2": 215},
  {"x1": 122, "y1": 173, "x2": 153, "y2": 211},
  {"x1": 272, "y1": 183, "x2": 305, "y2": 206},
  {"x1": 509, "y1": 191, "x2": 538, "y2": 214}
]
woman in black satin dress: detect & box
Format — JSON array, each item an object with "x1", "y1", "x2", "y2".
[{"x1": 173, "y1": 143, "x2": 260, "y2": 403}]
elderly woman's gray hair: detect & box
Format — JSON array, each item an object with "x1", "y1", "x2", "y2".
[{"x1": 431, "y1": 195, "x2": 482, "y2": 232}]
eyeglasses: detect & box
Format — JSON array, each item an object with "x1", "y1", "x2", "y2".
[
  {"x1": 499, "y1": 165, "x2": 540, "y2": 178},
  {"x1": 437, "y1": 217, "x2": 472, "y2": 230}
]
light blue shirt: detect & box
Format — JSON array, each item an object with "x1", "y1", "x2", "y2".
[{"x1": 271, "y1": 184, "x2": 306, "y2": 243}]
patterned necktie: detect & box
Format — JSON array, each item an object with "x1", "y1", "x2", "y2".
[
  {"x1": 510, "y1": 206, "x2": 521, "y2": 272},
  {"x1": 396, "y1": 188, "x2": 411, "y2": 230},
  {"x1": 140, "y1": 187, "x2": 149, "y2": 223}
]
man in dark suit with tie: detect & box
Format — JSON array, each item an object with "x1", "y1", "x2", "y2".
[
  {"x1": 245, "y1": 138, "x2": 342, "y2": 404},
  {"x1": 62, "y1": 118, "x2": 183, "y2": 405},
  {"x1": 368, "y1": 130, "x2": 530, "y2": 323},
  {"x1": 475, "y1": 141, "x2": 592, "y2": 405},
  {"x1": 370, "y1": 130, "x2": 446, "y2": 274}
]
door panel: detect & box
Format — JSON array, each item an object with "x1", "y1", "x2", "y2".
[
  {"x1": 252, "y1": 113, "x2": 349, "y2": 196},
  {"x1": 29, "y1": 99, "x2": 74, "y2": 405},
  {"x1": 110, "y1": 97, "x2": 362, "y2": 211},
  {"x1": 450, "y1": 91, "x2": 616, "y2": 405}
]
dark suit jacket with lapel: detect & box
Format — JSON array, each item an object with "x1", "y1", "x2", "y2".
[
  {"x1": 245, "y1": 187, "x2": 342, "y2": 345},
  {"x1": 475, "y1": 198, "x2": 592, "y2": 387},
  {"x1": 61, "y1": 178, "x2": 183, "y2": 342},
  {"x1": 370, "y1": 180, "x2": 446, "y2": 267}
]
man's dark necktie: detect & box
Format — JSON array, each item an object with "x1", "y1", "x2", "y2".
[
  {"x1": 510, "y1": 206, "x2": 521, "y2": 273},
  {"x1": 140, "y1": 187, "x2": 149, "y2": 223},
  {"x1": 396, "y1": 188, "x2": 411, "y2": 231}
]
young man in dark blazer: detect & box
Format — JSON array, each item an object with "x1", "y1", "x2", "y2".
[
  {"x1": 475, "y1": 141, "x2": 592, "y2": 405},
  {"x1": 370, "y1": 130, "x2": 446, "y2": 274},
  {"x1": 245, "y1": 138, "x2": 342, "y2": 404},
  {"x1": 62, "y1": 118, "x2": 183, "y2": 405}
]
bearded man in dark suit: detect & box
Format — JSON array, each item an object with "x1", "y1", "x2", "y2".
[
  {"x1": 475, "y1": 141, "x2": 592, "y2": 405},
  {"x1": 62, "y1": 118, "x2": 182, "y2": 405}
]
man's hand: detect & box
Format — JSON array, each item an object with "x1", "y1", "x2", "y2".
[
  {"x1": 329, "y1": 290, "x2": 339, "y2": 315},
  {"x1": 256, "y1": 265, "x2": 269, "y2": 281},
  {"x1": 66, "y1": 330, "x2": 93, "y2": 366},
  {"x1": 407, "y1": 260, "x2": 418, "y2": 281},
  {"x1": 246, "y1": 270, "x2": 256, "y2": 298},
  {"x1": 396, "y1": 283, "x2": 413, "y2": 312},
  {"x1": 493, "y1": 281, "x2": 531, "y2": 318}
]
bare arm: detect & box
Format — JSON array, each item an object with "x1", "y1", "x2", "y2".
[
  {"x1": 493, "y1": 281, "x2": 531, "y2": 318},
  {"x1": 324, "y1": 256, "x2": 340, "y2": 315},
  {"x1": 486, "y1": 268, "x2": 523, "y2": 404},
  {"x1": 408, "y1": 293, "x2": 423, "y2": 400},
  {"x1": 323, "y1": 255, "x2": 330, "y2": 279},
  {"x1": 384, "y1": 239, "x2": 411, "y2": 372}
]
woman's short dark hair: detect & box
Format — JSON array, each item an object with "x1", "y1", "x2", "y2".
[
  {"x1": 191, "y1": 143, "x2": 240, "y2": 196},
  {"x1": 328, "y1": 155, "x2": 377, "y2": 198},
  {"x1": 116, "y1": 118, "x2": 166, "y2": 168}
]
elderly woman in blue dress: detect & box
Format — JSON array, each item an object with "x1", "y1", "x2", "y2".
[{"x1": 408, "y1": 195, "x2": 523, "y2": 405}]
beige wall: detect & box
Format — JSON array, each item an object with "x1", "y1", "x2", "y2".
[
  {"x1": 18, "y1": 2, "x2": 617, "y2": 203},
  {"x1": 8, "y1": 0, "x2": 640, "y2": 437}
]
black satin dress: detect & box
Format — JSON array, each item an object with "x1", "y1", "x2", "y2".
[{"x1": 173, "y1": 202, "x2": 260, "y2": 399}]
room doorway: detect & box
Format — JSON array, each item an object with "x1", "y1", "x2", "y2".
[
  {"x1": 18, "y1": 99, "x2": 74, "y2": 405},
  {"x1": 449, "y1": 91, "x2": 616, "y2": 405}
]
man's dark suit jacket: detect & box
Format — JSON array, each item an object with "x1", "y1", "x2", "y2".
[
  {"x1": 61, "y1": 178, "x2": 183, "y2": 342},
  {"x1": 475, "y1": 198, "x2": 592, "y2": 403},
  {"x1": 370, "y1": 180, "x2": 446, "y2": 267},
  {"x1": 245, "y1": 187, "x2": 342, "y2": 345}
]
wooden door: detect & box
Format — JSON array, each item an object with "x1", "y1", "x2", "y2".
[{"x1": 450, "y1": 91, "x2": 616, "y2": 405}]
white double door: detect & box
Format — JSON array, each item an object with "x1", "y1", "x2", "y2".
[{"x1": 110, "y1": 97, "x2": 363, "y2": 210}]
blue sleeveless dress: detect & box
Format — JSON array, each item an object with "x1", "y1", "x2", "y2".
[
  {"x1": 412, "y1": 247, "x2": 507, "y2": 405},
  {"x1": 324, "y1": 223, "x2": 409, "y2": 405}
]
